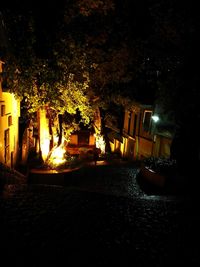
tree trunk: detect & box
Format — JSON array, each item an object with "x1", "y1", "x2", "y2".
[
  {"x1": 99, "y1": 108, "x2": 111, "y2": 153},
  {"x1": 38, "y1": 107, "x2": 51, "y2": 162},
  {"x1": 58, "y1": 114, "x2": 63, "y2": 146}
]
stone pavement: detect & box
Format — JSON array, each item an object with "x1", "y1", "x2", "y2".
[{"x1": 0, "y1": 162, "x2": 199, "y2": 266}]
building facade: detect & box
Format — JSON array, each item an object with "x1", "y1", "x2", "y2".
[
  {"x1": 0, "y1": 60, "x2": 20, "y2": 168},
  {"x1": 109, "y1": 103, "x2": 174, "y2": 160}
]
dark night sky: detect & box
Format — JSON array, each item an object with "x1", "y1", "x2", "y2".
[
  {"x1": 1, "y1": 0, "x2": 199, "y2": 84},
  {"x1": 1, "y1": 0, "x2": 199, "y2": 74},
  {"x1": 1, "y1": 0, "x2": 155, "y2": 37},
  {"x1": 1, "y1": 0, "x2": 197, "y2": 47}
]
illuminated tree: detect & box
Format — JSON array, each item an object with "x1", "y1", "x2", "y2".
[
  {"x1": 3, "y1": 0, "x2": 199, "y2": 173},
  {"x1": 2, "y1": 8, "x2": 94, "y2": 161}
]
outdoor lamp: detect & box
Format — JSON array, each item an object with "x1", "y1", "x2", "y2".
[{"x1": 152, "y1": 115, "x2": 159, "y2": 123}]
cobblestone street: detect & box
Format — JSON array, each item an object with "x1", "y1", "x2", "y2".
[{"x1": 0, "y1": 163, "x2": 199, "y2": 266}]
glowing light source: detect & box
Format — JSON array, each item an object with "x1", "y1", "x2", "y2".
[
  {"x1": 95, "y1": 134, "x2": 105, "y2": 154},
  {"x1": 47, "y1": 145, "x2": 66, "y2": 167},
  {"x1": 152, "y1": 115, "x2": 159, "y2": 123},
  {"x1": 39, "y1": 108, "x2": 50, "y2": 161},
  {"x1": 41, "y1": 138, "x2": 50, "y2": 161}
]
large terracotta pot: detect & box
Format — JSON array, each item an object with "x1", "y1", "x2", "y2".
[{"x1": 140, "y1": 166, "x2": 166, "y2": 187}]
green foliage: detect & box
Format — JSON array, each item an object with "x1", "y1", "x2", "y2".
[
  {"x1": 3, "y1": 5, "x2": 95, "y2": 128},
  {"x1": 3, "y1": 0, "x2": 199, "y2": 133}
]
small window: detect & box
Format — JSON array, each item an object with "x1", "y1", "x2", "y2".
[
  {"x1": 1, "y1": 105, "x2": 5, "y2": 116},
  {"x1": 8, "y1": 115, "x2": 12, "y2": 126},
  {"x1": 133, "y1": 114, "x2": 138, "y2": 136},
  {"x1": 4, "y1": 129, "x2": 10, "y2": 163},
  {"x1": 127, "y1": 112, "x2": 131, "y2": 135},
  {"x1": 143, "y1": 110, "x2": 152, "y2": 132}
]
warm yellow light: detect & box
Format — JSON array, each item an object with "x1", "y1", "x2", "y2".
[
  {"x1": 95, "y1": 134, "x2": 105, "y2": 154},
  {"x1": 47, "y1": 145, "x2": 66, "y2": 167},
  {"x1": 41, "y1": 138, "x2": 50, "y2": 161},
  {"x1": 39, "y1": 108, "x2": 50, "y2": 161}
]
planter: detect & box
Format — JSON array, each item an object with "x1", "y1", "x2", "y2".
[
  {"x1": 28, "y1": 166, "x2": 81, "y2": 185},
  {"x1": 140, "y1": 166, "x2": 166, "y2": 188}
]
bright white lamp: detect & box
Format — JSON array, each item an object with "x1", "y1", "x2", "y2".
[{"x1": 152, "y1": 115, "x2": 159, "y2": 123}]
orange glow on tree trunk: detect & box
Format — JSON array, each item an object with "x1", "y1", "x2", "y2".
[{"x1": 39, "y1": 107, "x2": 50, "y2": 161}]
